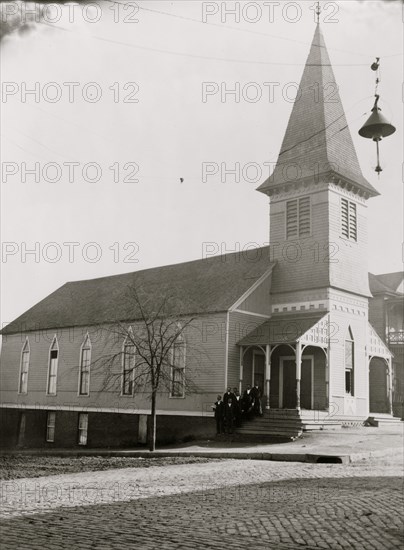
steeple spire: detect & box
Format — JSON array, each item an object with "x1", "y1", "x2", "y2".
[
  {"x1": 258, "y1": 25, "x2": 378, "y2": 197},
  {"x1": 315, "y1": 1, "x2": 321, "y2": 25}
]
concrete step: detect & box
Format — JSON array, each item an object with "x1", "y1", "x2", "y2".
[
  {"x1": 264, "y1": 411, "x2": 301, "y2": 418},
  {"x1": 235, "y1": 429, "x2": 302, "y2": 439},
  {"x1": 367, "y1": 415, "x2": 403, "y2": 427},
  {"x1": 302, "y1": 421, "x2": 342, "y2": 431},
  {"x1": 300, "y1": 412, "x2": 333, "y2": 421},
  {"x1": 219, "y1": 433, "x2": 297, "y2": 443},
  {"x1": 237, "y1": 418, "x2": 303, "y2": 438},
  {"x1": 235, "y1": 408, "x2": 346, "y2": 438},
  {"x1": 238, "y1": 421, "x2": 302, "y2": 429},
  {"x1": 237, "y1": 409, "x2": 322, "y2": 438},
  {"x1": 237, "y1": 426, "x2": 302, "y2": 435}
]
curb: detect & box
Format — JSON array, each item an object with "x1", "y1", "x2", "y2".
[{"x1": 0, "y1": 446, "x2": 402, "y2": 464}]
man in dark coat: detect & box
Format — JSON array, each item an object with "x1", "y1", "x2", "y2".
[
  {"x1": 223, "y1": 397, "x2": 235, "y2": 434},
  {"x1": 223, "y1": 387, "x2": 236, "y2": 406},
  {"x1": 233, "y1": 387, "x2": 242, "y2": 427},
  {"x1": 251, "y1": 382, "x2": 263, "y2": 416},
  {"x1": 242, "y1": 384, "x2": 253, "y2": 419},
  {"x1": 212, "y1": 395, "x2": 224, "y2": 434}
]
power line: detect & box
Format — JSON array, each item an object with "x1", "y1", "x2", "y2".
[
  {"x1": 1, "y1": 135, "x2": 46, "y2": 160},
  {"x1": 105, "y1": 0, "x2": 399, "y2": 60},
  {"x1": 33, "y1": 3, "x2": 400, "y2": 67},
  {"x1": 262, "y1": 98, "x2": 373, "y2": 168},
  {"x1": 28, "y1": 103, "x2": 124, "y2": 148},
  {"x1": 93, "y1": 34, "x2": 370, "y2": 66},
  {"x1": 9, "y1": 127, "x2": 73, "y2": 162}
]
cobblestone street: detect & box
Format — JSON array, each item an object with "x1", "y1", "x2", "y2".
[{"x1": 0, "y1": 456, "x2": 403, "y2": 549}]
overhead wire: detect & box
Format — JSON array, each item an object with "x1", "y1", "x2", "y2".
[
  {"x1": 93, "y1": 33, "x2": 370, "y2": 66},
  {"x1": 4, "y1": 4, "x2": 399, "y2": 177},
  {"x1": 256, "y1": 96, "x2": 374, "y2": 169},
  {"x1": 103, "y1": 0, "x2": 402, "y2": 60},
  {"x1": 8, "y1": 127, "x2": 74, "y2": 162},
  {"x1": 28, "y1": 1, "x2": 398, "y2": 67}
]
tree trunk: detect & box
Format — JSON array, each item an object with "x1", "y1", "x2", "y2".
[{"x1": 149, "y1": 390, "x2": 157, "y2": 452}]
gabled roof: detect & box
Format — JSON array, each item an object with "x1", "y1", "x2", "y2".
[
  {"x1": 2, "y1": 247, "x2": 275, "y2": 335},
  {"x1": 369, "y1": 272, "x2": 404, "y2": 296},
  {"x1": 238, "y1": 313, "x2": 326, "y2": 346},
  {"x1": 257, "y1": 24, "x2": 378, "y2": 197},
  {"x1": 373, "y1": 272, "x2": 403, "y2": 294}
]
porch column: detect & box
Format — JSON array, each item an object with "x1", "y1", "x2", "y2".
[
  {"x1": 265, "y1": 344, "x2": 271, "y2": 409},
  {"x1": 387, "y1": 357, "x2": 394, "y2": 416},
  {"x1": 239, "y1": 346, "x2": 243, "y2": 394},
  {"x1": 325, "y1": 351, "x2": 329, "y2": 410},
  {"x1": 296, "y1": 341, "x2": 301, "y2": 410},
  {"x1": 326, "y1": 314, "x2": 332, "y2": 412}
]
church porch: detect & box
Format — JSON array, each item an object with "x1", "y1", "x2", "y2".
[
  {"x1": 237, "y1": 313, "x2": 331, "y2": 435},
  {"x1": 239, "y1": 342, "x2": 329, "y2": 413},
  {"x1": 367, "y1": 324, "x2": 401, "y2": 425}
]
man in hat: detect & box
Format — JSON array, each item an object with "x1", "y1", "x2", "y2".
[
  {"x1": 251, "y1": 381, "x2": 263, "y2": 416},
  {"x1": 242, "y1": 384, "x2": 253, "y2": 419},
  {"x1": 223, "y1": 397, "x2": 235, "y2": 434},
  {"x1": 233, "y1": 387, "x2": 242, "y2": 427},
  {"x1": 212, "y1": 395, "x2": 224, "y2": 435}
]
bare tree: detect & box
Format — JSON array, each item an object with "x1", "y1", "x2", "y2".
[{"x1": 91, "y1": 284, "x2": 202, "y2": 451}]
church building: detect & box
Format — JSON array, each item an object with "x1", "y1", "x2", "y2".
[{"x1": 0, "y1": 23, "x2": 401, "y2": 448}]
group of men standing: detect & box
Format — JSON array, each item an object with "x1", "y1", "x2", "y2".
[{"x1": 212, "y1": 383, "x2": 263, "y2": 435}]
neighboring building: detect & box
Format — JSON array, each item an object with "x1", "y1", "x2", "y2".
[
  {"x1": 0, "y1": 250, "x2": 276, "y2": 447},
  {"x1": 0, "y1": 23, "x2": 400, "y2": 448},
  {"x1": 369, "y1": 273, "x2": 404, "y2": 418}
]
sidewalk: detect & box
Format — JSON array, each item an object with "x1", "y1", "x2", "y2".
[{"x1": 2, "y1": 424, "x2": 403, "y2": 463}]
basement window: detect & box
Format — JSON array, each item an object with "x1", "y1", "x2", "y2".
[
  {"x1": 46, "y1": 412, "x2": 56, "y2": 443},
  {"x1": 78, "y1": 413, "x2": 88, "y2": 445}
]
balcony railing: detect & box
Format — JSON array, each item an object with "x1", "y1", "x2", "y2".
[{"x1": 387, "y1": 330, "x2": 404, "y2": 345}]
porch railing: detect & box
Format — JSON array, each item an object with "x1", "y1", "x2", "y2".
[{"x1": 387, "y1": 330, "x2": 404, "y2": 345}]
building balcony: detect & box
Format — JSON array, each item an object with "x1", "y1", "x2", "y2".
[{"x1": 387, "y1": 330, "x2": 404, "y2": 345}]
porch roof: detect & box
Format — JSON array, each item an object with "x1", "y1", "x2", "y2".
[
  {"x1": 238, "y1": 312, "x2": 328, "y2": 346},
  {"x1": 368, "y1": 323, "x2": 393, "y2": 359}
]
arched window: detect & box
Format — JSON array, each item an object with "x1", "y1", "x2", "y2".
[
  {"x1": 170, "y1": 332, "x2": 186, "y2": 398},
  {"x1": 47, "y1": 336, "x2": 59, "y2": 395},
  {"x1": 79, "y1": 334, "x2": 91, "y2": 396},
  {"x1": 122, "y1": 329, "x2": 135, "y2": 396},
  {"x1": 345, "y1": 327, "x2": 354, "y2": 395},
  {"x1": 19, "y1": 339, "x2": 30, "y2": 394}
]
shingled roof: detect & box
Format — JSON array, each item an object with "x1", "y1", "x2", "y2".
[
  {"x1": 238, "y1": 313, "x2": 326, "y2": 346},
  {"x1": 257, "y1": 24, "x2": 378, "y2": 197},
  {"x1": 2, "y1": 247, "x2": 275, "y2": 335}
]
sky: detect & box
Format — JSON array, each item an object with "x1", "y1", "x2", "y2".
[{"x1": 1, "y1": 0, "x2": 403, "y2": 327}]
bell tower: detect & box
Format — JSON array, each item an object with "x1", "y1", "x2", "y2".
[{"x1": 257, "y1": 23, "x2": 379, "y2": 313}]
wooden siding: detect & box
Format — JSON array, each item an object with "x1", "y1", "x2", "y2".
[
  {"x1": 328, "y1": 188, "x2": 371, "y2": 297},
  {"x1": 270, "y1": 187, "x2": 330, "y2": 294},
  {"x1": 236, "y1": 273, "x2": 271, "y2": 316},
  {"x1": 327, "y1": 307, "x2": 369, "y2": 415},
  {"x1": 369, "y1": 357, "x2": 389, "y2": 413},
  {"x1": 227, "y1": 311, "x2": 268, "y2": 391},
  {"x1": 304, "y1": 346, "x2": 327, "y2": 410},
  {"x1": 270, "y1": 186, "x2": 371, "y2": 299},
  {"x1": 0, "y1": 312, "x2": 228, "y2": 416},
  {"x1": 369, "y1": 296, "x2": 386, "y2": 341}
]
